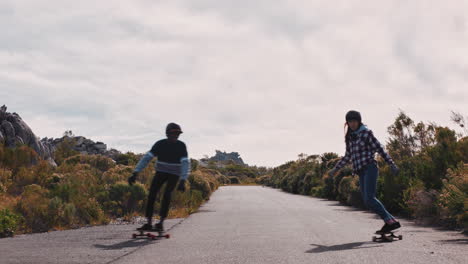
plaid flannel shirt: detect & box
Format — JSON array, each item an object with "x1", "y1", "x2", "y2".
[{"x1": 334, "y1": 128, "x2": 395, "y2": 174}]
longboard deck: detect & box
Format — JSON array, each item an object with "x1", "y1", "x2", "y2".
[{"x1": 132, "y1": 230, "x2": 170, "y2": 240}]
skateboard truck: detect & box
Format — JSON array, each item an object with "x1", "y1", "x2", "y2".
[{"x1": 372, "y1": 231, "x2": 402, "y2": 242}]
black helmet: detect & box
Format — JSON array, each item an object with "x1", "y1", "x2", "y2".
[
  {"x1": 166, "y1": 123, "x2": 183, "y2": 134},
  {"x1": 345, "y1": 110, "x2": 362, "y2": 123}
]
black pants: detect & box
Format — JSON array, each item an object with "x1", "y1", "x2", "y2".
[{"x1": 146, "y1": 171, "x2": 180, "y2": 220}]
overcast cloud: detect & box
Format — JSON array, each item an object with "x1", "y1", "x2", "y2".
[{"x1": 1, "y1": 0, "x2": 467, "y2": 166}]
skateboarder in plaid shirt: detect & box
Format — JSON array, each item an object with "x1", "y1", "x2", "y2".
[
  {"x1": 128, "y1": 123, "x2": 190, "y2": 232},
  {"x1": 329, "y1": 110, "x2": 401, "y2": 234}
]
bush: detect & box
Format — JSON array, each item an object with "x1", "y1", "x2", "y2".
[
  {"x1": 437, "y1": 164, "x2": 468, "y2": 229},
  {"x1": 189, "y1": 171, "x2": 214, "y2": 199},
  {"x1": 229, "y1": 177, "x2": 240, "y2": 184},
  {"x1": 114, "y1": 152, "x2": 139, "y2": 166},
  {"x1": 0, "y1": 141, "x2": 225, "y2": 234},
  {"x1": 0, "y1": 145, "x2": 39, "y2": 171},
  {"x1": 191, "y1": 159, "x2": 199, "y2": 171},
  {"x1": 256, "y1": 175, "x2": 272, "y2": 185},
  {"x1": 75, "y1": 198, "x2": 108, "y2": 225},
  {"x1": 338, "y1": 175, "x2": 362, "y2": 207},
  {"x1": 0, "y1": 209, "x2": 20, "y2": 237},
  {"x1": 0, "y1": 169, "x2": 13, "y2": 194},
  {"x1": 102, "y1": 165, "x2": 133, "y2": 185},
  {"x1": 108, "y1": 182, "x2": 146, "y2": 216},
  {"x1": 406, "y1": 188, "x2": 439, "y2": 224},
  {"x1": 53, "y1": 137, "x2": 79, "y2": 165},
  {"x1": 63, "y1": 203, "x2": 78, "y2": 227},
  {"x1": 16, "y1": 184, "x2": 51, "y2": 232},
  {"x1": 189, "y1": 190, "x2": 204, "y2": 212},
  {"x1": 63, "y1": 154, "x2": 115, "y2": 172}
]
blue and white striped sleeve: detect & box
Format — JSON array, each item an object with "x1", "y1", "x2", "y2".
[
  {"x1": 133, "y1": 152, "x2": 155, "y2": 173},
  {"x1": 180, "y1": 157, "x2": 191, "y2": 180}
]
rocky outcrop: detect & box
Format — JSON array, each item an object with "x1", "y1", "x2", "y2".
[
  {"x1": 40, "y1": 136, "x2": 117, "y2": 157},
  {"x1": 203, "y1": 150, "x2": 246, "y2": 166},
  {"x1": 0, "y1": 105, "x2": 122, "y2": 165},
  {"x1": 0, "y1": 105, "x2": 54, "y2": 163}
]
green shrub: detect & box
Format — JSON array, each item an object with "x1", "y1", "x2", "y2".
[
  {"x1": 0, "y1": 209, "x2": 20, "y2": 237},
  {"x1": 16, "y1": 184, "x2": 51, "y2": 232},
  {"x1": 114, "y1": 152, "x2": 139, "y2": 166},
  {"x1": 101, "y1": 165, "x2": 133, "y2": 185},
  {"x1": 338, "y1": 175, "x2": 362, "y2": 207},
  {"x1": 189, "y1": 171, "x2": 215, "y2": 199},
  {"x1": 437, "y1": 164, "x2": 468, "y2": 229},
  {"x1": 63, "y1": 154, "x2": 115, "y2": 172},
  {"x1": 189, "y1": 190, "x2": 204, "y2": 212},
  {"x1": 75, "y1": 198, "x2": 108, "y2": 225},
  {"x1": 406, "y1": 188, "x2": 439, "y2": 223},
  {"x1": 229, "y1": 177, "x2": 240, "y2": 184},
  {"x1": 63, "y1": 203, "x2": 78, "y2": 226},
  {"x1": 53, "y1": 137, "x2": 79, "y2": 165},
  {"x1": 0, "y1": 169, "x2": 13, "y2": 194},
  {"x1": 191, "y1": 159, "x2": 199, "y2": 171},
  {"x1": 48, "y1": 196, "x2": 64, "y2": 227},
  {"x1": 109, "y1": 182, "x2": 146, "y2": 216}
]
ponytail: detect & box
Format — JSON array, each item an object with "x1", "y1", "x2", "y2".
[{"x1": 344, "y1": 123, "x2": 352, "y2": 145}]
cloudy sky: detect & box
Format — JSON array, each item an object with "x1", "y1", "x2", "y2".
[{"x1": 1, "y1": 0, "x2": 467, "y2": 167}]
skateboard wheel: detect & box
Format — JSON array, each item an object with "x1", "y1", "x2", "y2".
[
  {"x1": 398, "y1": 235, "x2": 403, "y2": 240},
  {"x1": 165, "y1": 234, "x2": 170, "y2": 239},
  {"x1": 132, "y1": 234, "x2": 137, "y2": 239},
  {"x1": 372, "y1": 236, "x2": 377, "y2": 242}
]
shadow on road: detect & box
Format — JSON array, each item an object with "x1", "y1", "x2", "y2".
[
  {"x1": 195, "y1": 209, "x2": 216, "y2": 213},
  {"x1": 437, "y1": 239, "x2": 468, "y2": 245},
  {"x1": 94, "y1": 239, "x2": 153, "y2": 250},
  {"x1": 306, "y1": 242, "x2": 382, "y2": 253}
]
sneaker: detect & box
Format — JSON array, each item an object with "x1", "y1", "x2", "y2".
[
  {"x1": 388, "y1": 221, "x2": 401, "y2": 232},
  {"x1": 377, "y1": 221, "x2": 401, "y2": 234},
  {"x1": 137, "y1": 223, "x2": 153, "y2": 231},
  {"x1": 376, "y1": 223, "x2": 391, "y2": 234},
  {"x1": 155, "y1": 222, "x2": 164, "y2": 232}
]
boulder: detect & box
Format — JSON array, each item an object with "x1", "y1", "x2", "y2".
[
  {"x1": 0, "y1": 106, "x2": 52, "y2": 160},
  {"x1": 0, "y1": 105, "x2": 6, "y2": 120},
  {"x1": 94, "y1": 143, "x2": 107, "y2": 150},
  {"x1": 1, "y1": 105, "x2": 122, "y2": 163},
  {"x1": 1, "y1": 120, "x2": 16, "y2": 147},
  {"x1": 75, "y1": 136, "x2": 85, "y2": 146}
]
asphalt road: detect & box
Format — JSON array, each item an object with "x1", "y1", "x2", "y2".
[{"x1": 1, "y1": 186, "x2": 466, "y2": 264}]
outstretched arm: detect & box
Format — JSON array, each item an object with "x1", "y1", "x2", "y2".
[
  {"x1": 180, "y1": 157, "x2": 191, "y2": 180},
  {"x1": 133, "y1": 152, "x2": 155, "y2": 173},
  {"x1": 367, "y1": 131, "x2": 395, "y2": 167},
  {"x1": 334, "y1": 146, "x2": 351, "y2": 171}
]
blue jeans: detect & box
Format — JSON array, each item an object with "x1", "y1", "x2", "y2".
[{"x1": 358, "y1": 162, "x2": 394, "y2": 222}]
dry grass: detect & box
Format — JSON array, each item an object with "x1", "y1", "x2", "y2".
[{"x1": 0, "y1": 194, "x2": 19, "y2": 211}]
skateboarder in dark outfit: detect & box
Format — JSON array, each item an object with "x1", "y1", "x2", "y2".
[
  {"x1": 128, "y1": 123, "x2": 190, "y2": 231},
  {"x1": 329, "y1": 111, "x2": 402, "y2": 234}
]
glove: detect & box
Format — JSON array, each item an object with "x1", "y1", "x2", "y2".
[
  {"x1": 329, "y1": 168, "x2": 338, "y2": 177},
  {"x1": 128, "y1": 172, "x2": 138, "y2": 186},
  {"x1": 177, "y1": 180, "x2": 186, "y2": 192},
  {"x1": 391, "y1": 165, "x2": 400, "y2": 176}
]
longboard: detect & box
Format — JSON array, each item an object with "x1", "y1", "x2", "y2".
[
  {"x1": 372, "y1": 231, "x2": 402, "y2": 242},
  {"x1": 132, "y1": 229, "x2": 170, "y2": 240}
]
